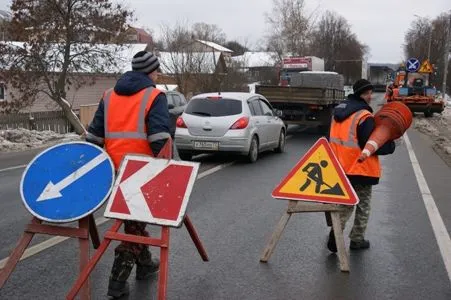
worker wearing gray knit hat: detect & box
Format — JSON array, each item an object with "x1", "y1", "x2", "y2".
[
  {"x1": 132, "y1": 51, "x2": 161, "y2": 74},
  {"x1": 86, "y1": 50, "x2": 170, "y2": 298}
]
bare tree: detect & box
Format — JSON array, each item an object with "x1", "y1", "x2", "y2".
[
  {"x1": 191, "y1": 22, "x2": 227, "y2": 44},
  {"x1": 265, "y1": 0, "x2": 316, "y2": 57},
  {"x1": 159, "y1": 22, "x2": 225, "y2": 95},
  {"x1": 310, "y1": 11, "x2": 367, "y2": 70},
  {"x1": 404, "y1": 13, "x2": 451, "y2": 90},
  {"x1": 0, "y1": 0, "x2": 133, "y2": 134}
]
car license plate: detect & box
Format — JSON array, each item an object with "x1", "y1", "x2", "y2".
[{"x1": 193, "y1": 141, "x2": 219, "y2": 150}]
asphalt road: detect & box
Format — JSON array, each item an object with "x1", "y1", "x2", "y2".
[{"x1": 0, "y1": 93, "x2": 450, "y2": 299}]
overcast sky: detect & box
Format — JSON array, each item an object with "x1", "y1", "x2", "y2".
[{"x1": 1, "y1": 0, "x2": 450, "y2": 63}]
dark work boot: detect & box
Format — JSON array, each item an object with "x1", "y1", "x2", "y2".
[
  {"x1": 108, "y1": 251, "x2": 135, "y2": 298},
  {"x1": 327, "y1": 230, "x2": 337, "y2": 253},
  {"x1": 136, "y1": 248, "x2": 160, "y2": 280},
  {"x1": 350, "y1": 239, "x2": 370, "y2": 250},
  {"x1": 136, "y1": 258, "x2": 160, "y2": 280},
  {"x1": 107, "y1": 280, "x2": 129, "y2": 299}
]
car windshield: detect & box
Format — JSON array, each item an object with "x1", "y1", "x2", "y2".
[{"x1": 185, "y1": 98, "x2": 242, "y2": 117}]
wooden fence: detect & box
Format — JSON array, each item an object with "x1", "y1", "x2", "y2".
[
  {"x1": 79, "y1": 104, "x2": 98, "y2": 130},
  {"x1": 0, "y1": 111, "x2": 73, "y2": 133}
]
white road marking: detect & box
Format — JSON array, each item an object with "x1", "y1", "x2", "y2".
[
  {"x1": 0, "y1": 135, "x2": 294, "y2": 265},
  {"x1": 0, "y1": 165, "x2": 27, "y2": 173},
  {"x1": 0, "y1": 161, "x2": 234, "y2": 268},
  {"x1": 404, "y1": 133, "x2": 451, "y2": 283},
  {"x1": 198, "y1": 162, "x2": 234, "y2": 179}
]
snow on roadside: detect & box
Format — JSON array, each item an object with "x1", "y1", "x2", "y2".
[
  {"x1": 0, "y1": 128, "x2": 81, "y2": 152},
  {"x1": 413, "y1": 106, "x2": 451, "y2": 159}
]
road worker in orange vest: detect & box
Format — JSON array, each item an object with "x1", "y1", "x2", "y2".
[
  {"x1": 392, "y1": 84, "x2": 400, "y2": 99},
  {"x1": 384, "y1": 83, "x2": 393, "y2": 101},
  {"x1": 327, "y1": 79, "x2": 396, "y2": 252},
  {"x1": 86, "y1": 51, "x2": 171, "y2": 298}
]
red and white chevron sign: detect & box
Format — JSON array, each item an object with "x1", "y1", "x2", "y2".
[{"x1": 104, "y1": 155, "x2": 199, "y2": 227}]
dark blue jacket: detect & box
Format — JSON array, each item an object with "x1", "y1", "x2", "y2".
[
  {"x1": 330, "y1": 94, "x2": 396, "y2": 185},
  {"x1": 86, "y1": 71, "x2": 170, "y2": 156}
]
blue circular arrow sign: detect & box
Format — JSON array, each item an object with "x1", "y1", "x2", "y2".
[{"x1": 20, "y1": 142, "x2": 115, "y2": 223}]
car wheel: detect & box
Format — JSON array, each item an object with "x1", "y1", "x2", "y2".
[
  {"x1": 247, "y1": 136, "x2": 259, "y2": 163},
  {"x1": 275, "y1": 130, "x2": 286, "y2": 153},
  {"x1": 179, "y1": 151, "x2": 192, "y2": 161}
]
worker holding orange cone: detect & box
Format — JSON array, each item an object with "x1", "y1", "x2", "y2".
[
  {"x1": 327, "y1": 79, "x2": 397, "y2": 252},
  {"x1": 358, "y1": 101, "x2": 412, "y2": 161}
]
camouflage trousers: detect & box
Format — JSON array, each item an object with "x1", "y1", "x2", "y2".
[
  {"x1": 110, "y1": 221, "x2": 152, "y2": 282},
  {"x1": 339, "y1": 184, "x2": 372, "y2": 242}
]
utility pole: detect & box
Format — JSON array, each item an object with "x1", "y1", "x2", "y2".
[
  {"x1": 443, "y1": 12, "x2": 451, "y2": 95},
  {"x1": 427, "y1": 26, "x2": 432, "y2": 60}
]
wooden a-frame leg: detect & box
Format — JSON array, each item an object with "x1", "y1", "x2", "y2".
[
  {"x1": 260, "y1": 209, "x2": 292, "y2": 263},
  {"x1": 331, "y1": 211, "x2": 350, "y2": 272}
]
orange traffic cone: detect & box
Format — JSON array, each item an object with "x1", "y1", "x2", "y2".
[{"x1": 359, "y1": 102, "x2": 412, "y2": 161}]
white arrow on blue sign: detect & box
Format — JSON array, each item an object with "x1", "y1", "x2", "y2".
[
  {"x1": 20, "y1": 142, "x2": 115, "y2": 223},
  {"x1": 407, "y1": 58, "x2": 420, "y2": 72}
]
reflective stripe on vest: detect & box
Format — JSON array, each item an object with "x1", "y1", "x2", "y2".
[
  {"x1": 329, "y1": 109, "x2": 381, "y2": 178},
  {"x1": 329, "y1": 110, "x2": 367, "y2": 148},
  {"x1": 103, "y1": 87, "x2": 161, "y2": 169}
]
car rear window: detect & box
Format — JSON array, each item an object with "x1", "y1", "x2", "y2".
[{"x1": 185, "y1": 98, "x2": 242, "y2": 117}]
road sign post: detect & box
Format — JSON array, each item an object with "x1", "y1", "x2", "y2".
[
  {"x1": 260, "y1": 138, "x2": 358, "y2": 272},
  {"x1": 0, "y1": 142, "x2": 115, "y2": 299},
  {"x1": 67, "y1": 139, "x2": 209, "y2": 300}
]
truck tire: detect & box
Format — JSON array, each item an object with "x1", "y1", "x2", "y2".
[
  {"x1": 179, "y1": 151, "x2": 193, "y2": 161},
  {"x1": 424, "y1": 110, "x2": 433, "y2": 118}
]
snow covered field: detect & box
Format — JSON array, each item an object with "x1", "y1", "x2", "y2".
[{"x1": 0, "y1": 128, "x2": 81, "y2": 152}]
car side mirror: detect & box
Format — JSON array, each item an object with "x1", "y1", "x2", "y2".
[
  {"x1": 274, "y1": 109, "x2": 283, "y2": 117},
  {"x1": 168, "y1": 104, "x2": 175, "y2": 109}
]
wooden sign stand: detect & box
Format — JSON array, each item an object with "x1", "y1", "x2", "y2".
[
  {"x1": 66, "y1": 216, "x2": 208, "y2": 300},
  {"x1": 260, "y1": 200, "x2": 350, "y2": 272},
  {"x1": 67, "y1": 138, "x2": 209, "y2": 300},
  {"x1": 0, "y1": 215, "x2": 100, "y2": 299}
]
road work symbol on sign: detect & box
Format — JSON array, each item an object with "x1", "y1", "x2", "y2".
[
  {"x1": 299, "y1": 161, "x2": 345, "y2": 196},
  {"x1": 418, "y1": 59, "x2": 433, "y2": 73},
  {"x1": 104, "y1": 154, "x2": 200, "y2": 227},
  {"x1": 20, "y1": 142, "x2": 115, "y2": 223},
  {"x1": 272, "y1": 137, "x2": 358, "y2": 205}
]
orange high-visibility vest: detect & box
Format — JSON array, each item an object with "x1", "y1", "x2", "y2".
[
  {"x1": 329, "y1": 110, "x2": 381, "y2": 178},
  {"x1": 103, "y1": 87, "x2": 162, "y2": 169}
]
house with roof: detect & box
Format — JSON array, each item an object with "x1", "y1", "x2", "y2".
[
  {"x1": 157, "y1": 50, "x2": 227, "y2": 97},
  {"x1": 232, "y1": 51, "x2": 279, "y2": 84},
  {"x1": 0, "y1": 39, "x2": 230, "y2": 115},
  {"x1": 125, "y1": 27, "x2": 153, "y2": 44},
  {"x1": 0, "y1": 43, "x2": 153, "y2": 114},
  {"x1": 193, "y1": 40, "x2": 233, "y2": 57}
]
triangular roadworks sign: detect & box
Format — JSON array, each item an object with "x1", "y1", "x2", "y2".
[{"x1": 272, "y1": 137, "x2": 359, "y2": 205}]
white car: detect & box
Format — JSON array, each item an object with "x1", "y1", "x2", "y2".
[{"x1": 175, "y1": 92, "x2": 286, "y2": 162}]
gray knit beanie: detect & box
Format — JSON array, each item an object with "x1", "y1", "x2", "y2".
[{"x1": 132, "y1": 51, "x2": 160, "y2": 74}]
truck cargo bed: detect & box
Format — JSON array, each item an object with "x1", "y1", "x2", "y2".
[
  {"x1": 255, "y1": 85, "x2": 344, "y2": 105},
  {"x1": 256, "y1": 85, "x2": 344, "y2": 130}
]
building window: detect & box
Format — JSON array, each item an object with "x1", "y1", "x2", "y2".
[{"x1": 0, "y1": 83, "x2": 5, "y2": 101}]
